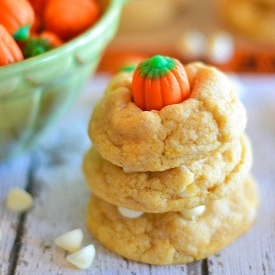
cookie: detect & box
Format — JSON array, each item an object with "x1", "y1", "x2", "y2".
[
  {"x1": 86, "y1": 176, "x2": 258, "y2": 265},
  {"x1": 83, "y1": 135, "x2": 252, "y2": 212},
  {"x1": 216, "y1": 0, "x2": 275, "y2": 44},
  {"x1": 88, "y1": 62, "x2": 247, "y2": 172}
]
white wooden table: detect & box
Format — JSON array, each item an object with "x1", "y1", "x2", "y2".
[{"x1": 1, "y1": 74, "x2": 275, "y2": 275}]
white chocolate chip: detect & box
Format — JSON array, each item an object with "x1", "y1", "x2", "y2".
[
  {"x1": 247, "y1": 209, "x2": 256, "y2": 222},
  {"x1": 213, "y1": 200, "x2": 230, "y2": 216},
  {"x1": 176, "y1": 29, "x2": 206, "y2": 60},
  {"x1": 205, "y1": 32, "x2": 234, "y2": 64},
  {"x1": 6, "y1": 188, "x2": 33, "y2": 212},
  {"x1": 54, "y1": 228, "x2": 83, "y2": 253},
  {"x1": 178, "y1": 184, "x2": 197, "y2": 198},
  {"x1": 178, "y1": 191, "x2": 190, "y2": 198},
  {"x1": 118, "y1": 207, "x2": 143, "y2": 219},
  {"x1": 122, "y1": 167, "x2": 136, "y2": 173},
  {"x1": 66, "y1": 244, "x2": 96, "y2": 270},
  {"x1": 180, "y1": 205, "x2": 206, "y2": 220}
]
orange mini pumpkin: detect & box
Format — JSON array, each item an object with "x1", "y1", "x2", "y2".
[
  {"x1": 28, "y1": 0, "x2": 50, "y2": 17},
  {"x1": 0, "y1": 0, "x2": 35, "y2": 40},
  {"x1": 44, "y1": 0, "x2": 101, "y2": 41},
  {"x1": 0, "y1": 24, "x2": 23, "y2": 66},
  {"x1": 132, "y1": 55, "x2": 191, "y2": 111}
]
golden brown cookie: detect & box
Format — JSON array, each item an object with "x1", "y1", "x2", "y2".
[
  {"x1": 83, "y1": 135, "x2": 252, "y2": 212},
  {"x1": 216, "y1": 0, "x2": 275, "y2": 44},
  {"x1": 88, "y1": 62, "x2": 247, "y2": 172},
  {"x1": 86, "y1": 176, "x2": 258, "y2": 265}
]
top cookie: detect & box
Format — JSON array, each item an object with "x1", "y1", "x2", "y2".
[{"x1": 89, "y1": 61, "x2": 247, "y2": 172}]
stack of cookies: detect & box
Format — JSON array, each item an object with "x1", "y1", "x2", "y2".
[{"x1": 83, "y1": 57, "x2": 258, "y2": 265}]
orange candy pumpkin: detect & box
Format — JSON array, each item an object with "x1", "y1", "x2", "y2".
[
  {"x1": 28, "y1": 0, "x2": 50, "y2": 17},
  {"x1": 132, "y1": 55, "x2": 191, "y2": 111},
  {"x1": 44, "y1": 0, "x2": 101, "y2": 41},
  {"x1": 0, "y1": 0, "x2": 35, "y2": 40},
  {"x1": 0, "y1": 24, "x2": 24, "y2": 66}
]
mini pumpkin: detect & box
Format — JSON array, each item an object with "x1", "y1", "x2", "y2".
[
  {"x1": 132, "y1": 55, "x2": 191, "y2": 111},
  {"x1": 44, "y1": 0, "x2": 101, "y2": 41},
  {"x1": 0, "y1": 24, "x2": 23, "y2": 66},
  {"x1": 0, "y1": 0, "x2": 35, "y2": 40},
  {"x1": 28, "y1": 0, "x2": 50, "y2": 17}
]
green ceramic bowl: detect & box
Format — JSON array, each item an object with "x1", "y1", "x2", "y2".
[{"x1": 0, "y1": 0, "x2": 127, "y2": 161}]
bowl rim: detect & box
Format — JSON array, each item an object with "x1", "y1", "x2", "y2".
[{"x1": 0, "y1": 0, "x2": 125, "y2": 75}]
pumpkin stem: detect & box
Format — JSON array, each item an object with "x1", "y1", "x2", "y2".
[
  {"x1": 21, "y1": 38, "x2": 53, "y2": 58},
  {"x1": 138, "y1": 55, "x2": 176, "y2": 79},
  {"x1": 13, "y1": 25, "x2": 31, "y2": 41}
]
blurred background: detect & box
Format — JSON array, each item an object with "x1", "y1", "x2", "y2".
[{"x1": 98, "y1": 0, "x2": 275, "y2": 74}]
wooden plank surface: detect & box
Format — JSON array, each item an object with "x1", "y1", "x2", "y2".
[
  {"x1": 207, "y1": 76, "x2": 275, "y2": 275},
  {"x1": 0, "y1": 155, "x2": 32, "y2": 275},
  {"x1": 0, "y1": 75, "x2": 275, "y2": 275}
]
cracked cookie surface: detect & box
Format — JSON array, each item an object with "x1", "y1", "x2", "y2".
[
  {"x1": 88, "y1": 62, "x2": 247, "y2": 172},
  {"x1": 86, "y1": 176, "x2": 258, "y2": 265},
  {"x1": 83, "y1": 135, "x2": 252, "y2": 212}
]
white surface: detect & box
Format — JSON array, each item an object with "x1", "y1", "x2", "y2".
[{"x1": 0, "y1": 73, "x2": 274, "y2": 275}]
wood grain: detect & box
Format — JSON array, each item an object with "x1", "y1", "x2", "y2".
[{"x1": 0, "y1": 155, "x2": 31, "y2": 275}]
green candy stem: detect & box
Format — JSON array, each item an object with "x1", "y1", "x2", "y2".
[
  {"x1": 138, "y1": 55, "x2": 176, "y2": 79},
  {"x1": 13, "y1": 25, "x2": 31, "y2": 41},
  {"x1": 119, "y1": 64, "x2": 137, "y2": 73},
  {"x1": 22, "y1": 38, "x2": 53, "y2": 59}
]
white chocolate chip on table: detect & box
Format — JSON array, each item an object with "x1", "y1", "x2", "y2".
[
  {"x1": 205, "y1": 31, "x2": 235, "y2": 64},
  {"x1": 66, "y1": 244, "x2": 96, "y2": 270},
  {"x1": 54, "y1": 228, "x2": 83, "y2": 253},
  {"x1": 176, "y1": 29, "x2": 206, "y2": 60},
  {"x1": 6, "y1": 187, "x2": 33, "y2": 212},
  {"x1": 176, "y1": 30, "x2": 235, "y2": 64}
]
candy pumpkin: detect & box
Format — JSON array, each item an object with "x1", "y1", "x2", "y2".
[
  {"x1": 44, "y1": 0, "x2": 101, "y2": 41},
  {"x1": 0, "y1": 24, "x2": 24, "y2": 66},
  {"x1": 132, "y1": 55, "x2": 190, "y2": 111},
  {"x1": 0, "y1": 0, "x2": 35, "y2": 40},
  {"x1": 28, "y1": 0, "x2": 50, "y2": 17}
]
